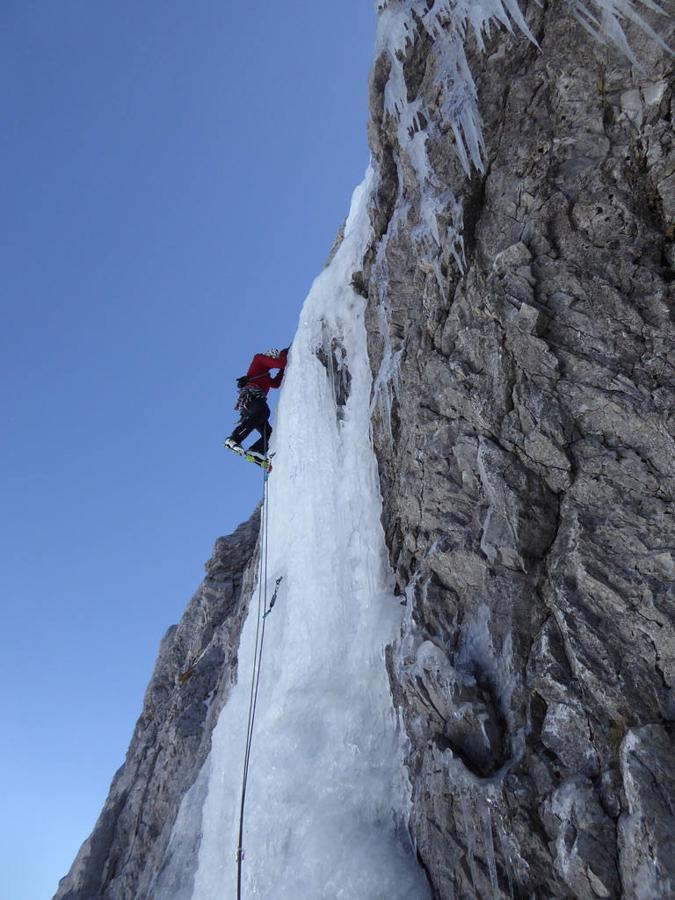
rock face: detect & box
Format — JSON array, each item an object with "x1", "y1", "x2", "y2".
[
  {"x1": 54, "y1": 511, "x2": 259, "y2": 900},
  {"x1": 362, "y1": 2, "x2": 674, "y2": 898},
  {"x1": 56, "y1": 4, "x2": 674, "y2": 899}
]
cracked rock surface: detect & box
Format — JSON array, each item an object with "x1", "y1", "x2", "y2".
[
  {"x1": 363, "y1": 2, "x2": 674, "y2": 898},
  {"x1": 54, "y1": 511, "x2": 260, "y2": 900},
  {"x1": 54, "y1": 4, "x2": 673, "y2": 898}
]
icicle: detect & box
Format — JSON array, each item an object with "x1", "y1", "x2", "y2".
[{"x1": 564, "y1": 0, "x2": 672, "y2": 67}]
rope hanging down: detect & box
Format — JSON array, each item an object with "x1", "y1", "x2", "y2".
[{"x1": 235, "y1": 463, "x2": 283, "y2": 900}]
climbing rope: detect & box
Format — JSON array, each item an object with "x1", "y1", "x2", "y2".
[{"x1": 235, "y1": 460, "x2": 283, "y2": 899}]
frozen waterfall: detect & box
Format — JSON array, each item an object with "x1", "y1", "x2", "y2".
[{"x1": 151, "y1": 169, "x2": 430, "y2": 899}]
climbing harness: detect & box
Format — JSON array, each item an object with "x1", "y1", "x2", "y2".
[
  {"x1": 234, "y1": 384, "x2": 265, "y2": 412},
  {"x1": 235, "y1": 459, "x2": 283, "y2": 899}
]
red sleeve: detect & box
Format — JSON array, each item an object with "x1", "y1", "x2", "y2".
[
  {"x1": 271, "y1": 351, "x2": 288, "y2": 388},
  {"x1": 249, "y1": 352, "x2": 286, "y2": 374}
]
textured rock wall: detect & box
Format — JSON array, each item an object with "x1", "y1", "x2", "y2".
[
  {"x1": 55, "y1": 4, "x2": 673, "y2": 898},
  {"x1": 362, "y1": 2, "x2": 674, "y2": 898},
  {"x1": 54, "y1": 511, "x2": 259, "y2": 900}
]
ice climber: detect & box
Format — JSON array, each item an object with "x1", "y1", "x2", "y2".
[{"x1": 224, "y1": 347, "x2": 288, "y2": 460}]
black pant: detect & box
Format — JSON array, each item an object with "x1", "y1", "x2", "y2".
[{"x1": 229, "y1": 396, "x2": 271, "y2": 455}]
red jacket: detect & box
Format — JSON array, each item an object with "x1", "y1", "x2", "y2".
[{"x1": 244, "y1": 350, "x2": 288, "y2": 395}]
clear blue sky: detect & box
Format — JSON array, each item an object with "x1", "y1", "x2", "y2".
[{"x1": 0, "y1": 3, "x2": 375, "y2": 897}]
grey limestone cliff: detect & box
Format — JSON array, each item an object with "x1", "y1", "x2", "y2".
[
  {"x1": 54, "y1": 511, "x2": 259, "y2": 900},
  {"x1": 362, "y1": 1, "x2": 674, "y2": 897},
  {"x1": 57, "y1": 2, "x2": 674, "y2": 898}
]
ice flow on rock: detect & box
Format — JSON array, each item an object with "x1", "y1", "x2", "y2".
[{"x1": 155, "y1": 170, "x2": 430, "y2": 900}]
